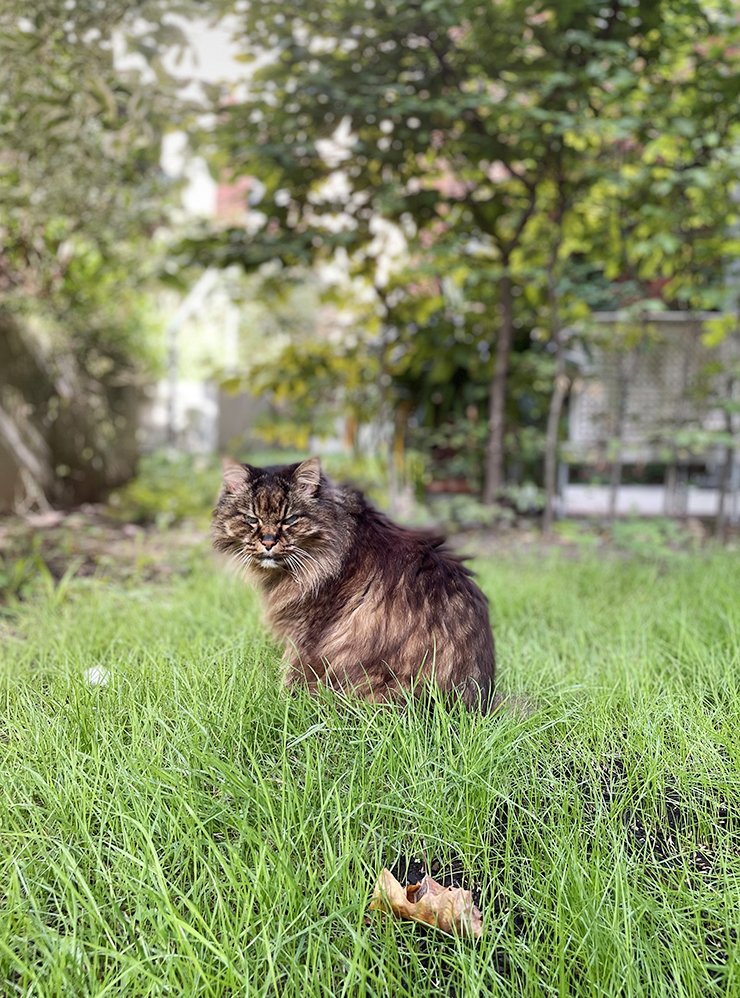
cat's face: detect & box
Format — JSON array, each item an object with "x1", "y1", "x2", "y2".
[{"x1": 212, "y1": 457, "x2": 327, "y2": 582}]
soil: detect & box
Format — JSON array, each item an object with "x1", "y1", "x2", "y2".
[{"x1": 0, "y1": 506, "x2": 208, "y2": 593}]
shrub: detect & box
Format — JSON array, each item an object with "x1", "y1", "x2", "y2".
[{"x1": 108, "y1": 452, "x2": 223, "y2": 527}]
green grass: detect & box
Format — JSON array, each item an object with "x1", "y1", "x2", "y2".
[{"x1": 2, "y1": 548, "x2": 740, "y2": 997}]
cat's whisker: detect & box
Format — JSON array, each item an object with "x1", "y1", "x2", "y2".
[
  {"x1": 289, "y1": 559, "x2": 311, "y2": 592},
  {"x1": 231, "y1": 548, "x2": 254, "y2": 579},
  {"x1": 293, "y1": 546, "x2": 320, "y2": 568},
  {"x1": 290, "y1": 555, "x2": 306, "y2": 579},
  {"x1": 288, "y1": 551, "x2": 316, "y2": 593},
  {"x1": 291, "y1": 546, "x2": 318, "y2": 572},
  {"x1": 228, "y1": 550, "x2": 246, "y2": 569},
  {"x1": 285, "y1": 552, "x2": 298, "y2": 575},
  {"x1": 285, "y1": 555, "x2": 301, "y2": 584},
  {"x1": 290, "y1": 548, "x2": 321, "y2": 593}
]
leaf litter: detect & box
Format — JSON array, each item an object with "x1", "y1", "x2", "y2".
[{"x1": 369, "y1": 868, "x2": 483, "y2": 940}]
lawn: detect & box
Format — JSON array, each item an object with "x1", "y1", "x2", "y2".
[{"x1": 1, "y1": 541, "x2": 740, "y2": 997}]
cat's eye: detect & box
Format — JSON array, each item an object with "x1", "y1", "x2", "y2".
[
  {"x1": 283, "y1": 514, "x2": 301, "y2": 526},
  {"x1": 243, "y1": 515, "x2": 259, "y2": 525}
]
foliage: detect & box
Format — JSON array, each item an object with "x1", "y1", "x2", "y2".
[
  {"x1": 425, "y1": 494, "x2": 516, "y2": 531},
  {"x1": 250, "y1": 335, "x2": 382, "y2": 449},
  {"x1": 0, "y1": 0, "x2": 192, "y2": 339},
  {"x1": 411, "y1": 413, "x2": 489, "y2": 489},
  {"x1": 0, "y1": 552, "x2": 41, "y2": 607},
  {"x1": 0, "y1": 0, "x2": 197, "y2": 505},
  {"x1": 209, "y1": 0, "x2": 672, "y2": 262},
  {"x1": 189, "y1": 0, "x2": 740, "y2": 503},
  {"x1": 552, "y1": 516, "x2": 706, "y2": 559},
  {"x1": 109, "y1": 452, "x2": 223, "y2": 527},
  {"x1": 609, "y1": 516, "x2": 701, "y2": 560},
  {"x1": 320, "y1": 451, "x2": 392, "y2": 507},
  {"x1": 500, "y1": 482, "x2": 545, "y2": 515},
  {"x1": 0, "y1": 546, "x2": 83, "y2": 609}
]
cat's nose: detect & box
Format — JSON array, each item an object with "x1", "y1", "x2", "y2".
[{"x1": 261, "y1": 535, "x2": 277, "y2": 550}]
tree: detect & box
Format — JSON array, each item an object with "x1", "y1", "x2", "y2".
[
  {"x1": 194, "y1": 0, "x2": 740, "y2": 519},
  {"x1": 558, "y1": 7, "x2": 740, "y2": 522},
  {"x1": 205, "y1": 0, "x2": 694, "y2": 489},
  {"x1": 0, "y1": 0, "x2": 195, "y2": 507}
]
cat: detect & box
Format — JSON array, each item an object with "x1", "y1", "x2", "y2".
[{"x1": 211, "y1": 456, "x2": 496, "y2": 711}]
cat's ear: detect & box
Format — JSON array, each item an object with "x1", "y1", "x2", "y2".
[
  {"x1": 292, "y1": 457, "x2": 321, "y2": 496},
  {"x1": 221, "y1": 456, "x2": 250, "y2": 493}
]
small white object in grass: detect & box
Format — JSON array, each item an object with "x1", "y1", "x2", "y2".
[{"x1": 84, "y1": 666, "x2": 110, "y2": 687}]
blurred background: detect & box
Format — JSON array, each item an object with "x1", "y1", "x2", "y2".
[{"x1": 3, "y1": 0, "x2": 740, "y2": 577}]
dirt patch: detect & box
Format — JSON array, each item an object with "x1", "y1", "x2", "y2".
[{"x1": 0, "y1": 506, "x2": 209, "y2": 595}]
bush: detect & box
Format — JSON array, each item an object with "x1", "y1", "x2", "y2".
[
  {"x1": 0, "y1": 553, "x2": 39, "y2": 606},
  {"x1": 108, "y1": 452, "x2": 223, "y2": 527},
  {"x1": 609, "y1": 517, "x2": 699, "y2": 559},
  {"x1": 425, "y1": 495, "x2": 516, "y2": 531}
]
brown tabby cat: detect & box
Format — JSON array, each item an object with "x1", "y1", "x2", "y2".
[{"x1": 211, "y1": 456, "x2": 496, "y2": 711}]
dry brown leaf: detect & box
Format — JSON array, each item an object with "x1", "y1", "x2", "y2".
[{"x1": 369, "y1": 868, "x2": 483, "y2": 940}]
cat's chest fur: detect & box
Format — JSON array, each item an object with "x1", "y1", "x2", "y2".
[{"x1": 266, "y1": 565, "x2": 380, "y2": 647}]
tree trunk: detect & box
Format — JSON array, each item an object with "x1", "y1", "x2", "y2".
[
  {"x1": 715, "y1": 444, "x2": 733, "y2": 541},
  {"x1": 664, "y1": 458, "x2": 678, "y2": 516},
  {"x1": 394, "y1": 400, "x2": 409, "y2": 483},
  {"x1": 542, "y1": 264, "x2": 568, "y2": 536},
  {"x1": 0, "y1": 310, "x2": 139, "y2": 508},
  {"x1": 608, "y1": 455, "x2": 622, "y2": 521},
  {"x1": 483, "y1": 272, "x2": 513, "y2": 504},
  {"x1": 665, "y1": 338, "x2": 692, "y2": 518},
  {"x1": 0, "y1": 402, "x2": 52, "y2": 490},
  {"x1": 715, "y1": 376, "x2": 735, "y2": 541},
  {"x1": 607, "y1": 352, "x2": 632, "y2": 522}
]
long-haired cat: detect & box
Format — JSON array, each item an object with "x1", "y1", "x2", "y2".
[{"x1": 211, "y1": 457, "x2": 496, "y2": 711}]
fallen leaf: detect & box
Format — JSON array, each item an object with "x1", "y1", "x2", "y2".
[{"x1": 369, "y1": 868, "x2": 483, "y2": 940}]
